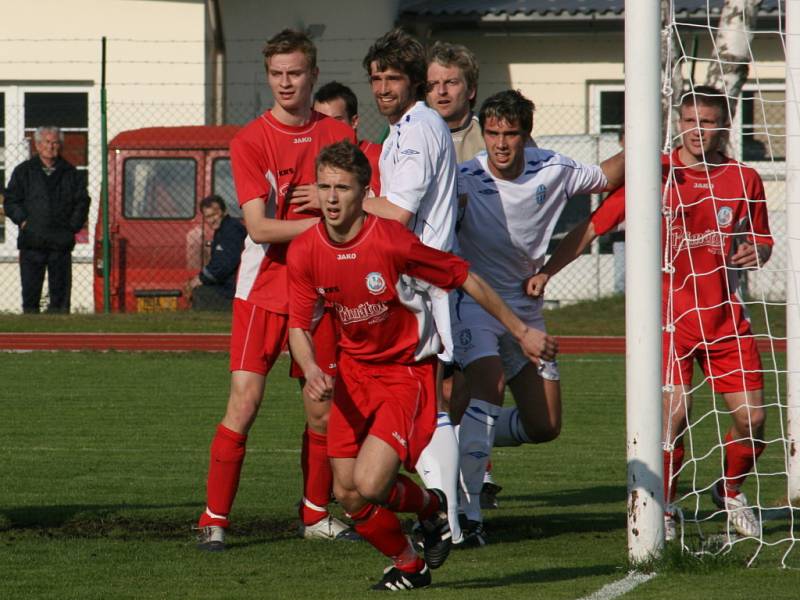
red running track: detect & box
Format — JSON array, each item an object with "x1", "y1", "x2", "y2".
[{"x1": 0, "y1": 333, "x2": 786, "y2": 354}]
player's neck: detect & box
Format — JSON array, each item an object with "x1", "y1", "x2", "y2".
[
  {"x1": 677, "y1": 145, "x2": 724, "y2": 171},
  {"x1": 270, "y1": 103, "x2": 313, "y2": 127},
  {"x1": 326, "y1": 213, "x2": 366, "y2": 244},
  {"x1": 387, "y1": 100, "x2": 417, "y2": 125},
  {"x1": 448, "y1": 111, "x2": 472, "y2": 132},
  {"x1": 488, "y1": 157, "x2": 524, "y2": 181}
]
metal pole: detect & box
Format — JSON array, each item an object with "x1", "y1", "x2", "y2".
[
  {"x1": 625, "y1": 0, "x2": 665, "y2": 561},
  {"x1": 100, "y1": 36, "x2": 111, "y2": 313},
  {"x1": 786, "y1": 0, "x2": 800, "y2": 502}
]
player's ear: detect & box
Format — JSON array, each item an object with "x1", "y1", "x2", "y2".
[
  {"x1": 311, "y1": 66, "x2": 319, "y2": 86},
  {"x1": 351, "y1": 114, "x2": 360, "y2": 131}
]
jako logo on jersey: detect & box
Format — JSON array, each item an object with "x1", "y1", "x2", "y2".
[
  {"x1": 400, "y1": 148, "x2": 420, "y2": 155},
  {"x1": 365, "y1": 272, "x2": 386, "y2": 295},
  {"x1": 478, "y1": 188, "x2": 498, "y2": 196},
  {"x1": 536, "y1": 184, "x2": 547, "y2": 205},
  {"x1": 693, "y1": 182, "x2": 711, "y2": 189},
  {"x1": 293, "y1": 137, "x2": 312, "y2": 144},
  {"x1": 337, "y1": 253, "x2": 357, "y2": 260},
  {"x1": 459, "y1": 329, "x2": 472, "y2": 346},
  {"x1": 716, "y1": 206, "x2": 733, "y2": 227}
]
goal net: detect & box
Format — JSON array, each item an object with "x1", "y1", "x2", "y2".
[{"x1": 660, "y1": 0, "x2": 799, "y2": 567}]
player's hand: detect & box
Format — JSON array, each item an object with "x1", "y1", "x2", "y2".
[
  {"x1": 288, "y1": 184, "x2": 320, "y2": 213},
  {"x1": 525, "y1": 273, "x2": 550, "y2": 298},
  {"x1": 518, "y1": 327, "x2": 558, "y2": 363},
  {"x1": 728, "y1": 241, "x2": 760, "y2": 269},
  {"x1": 303, "y1": 365, "x2": 334, "y2": 403}
]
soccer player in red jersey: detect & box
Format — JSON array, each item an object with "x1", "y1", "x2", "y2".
[
  {"x1": 287, "y1": 140, "x2": 557, "y2": 589},
  {"x1": 195, "y1": 29, "x2": 358, "y2": 551},
  {"x1": 527, "y1": 86, "x2": 773, "y2": 540},
  {"x1": 311, "y1": 80, "x2": 382, "y2": 196}
]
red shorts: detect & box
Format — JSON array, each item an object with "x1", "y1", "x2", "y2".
[
  {"x1": 229, "y1": 298, "x2": 288, "y2": 375},
  {"x1": 327, "y1": 354, "x2": 437, "y2": 472},
  {"x1": 289, "y1": 308, "x2": 338, "y2": 378},
  {"x1": 663, "y1": 327, "x2": 763, "y2": 393}
]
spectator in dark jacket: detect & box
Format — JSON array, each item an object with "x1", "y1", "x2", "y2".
[
  {"x1": 4, "y1": 126, "x2": 90, "y2": 313},
  {"x1": 186, "y1": 195, "x2": 246, "y2": 311}
]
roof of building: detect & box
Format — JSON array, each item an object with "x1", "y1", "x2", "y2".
[
  {"x1": 399, "y1": 0, "x2": 780, "y2": 20},
  {"x1": 109, "y1": 126, "x2": 240, "y2": 150}
]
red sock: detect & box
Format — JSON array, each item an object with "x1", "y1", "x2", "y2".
[
  {"x1": 199, "y1": 423, "x2": 247, "y2": 528},
  {"x1": 351, "y1": 503, "x2": 424, "y2": 573},
  {"x1": 487, "y1": 460, "x2": 493, "y2": 473},
  {"x1": 663, "y1": 445, "x2": 684, "y2": 505},
  {"x1": 386, "y1": 474, "x2": 438, "y2": 519},
  {"x1": 300, "y1": 427, "x2": 333, "y2": 526},
  {"x1": 722, "y1": 432, "x2": 765, "y2": 497}
]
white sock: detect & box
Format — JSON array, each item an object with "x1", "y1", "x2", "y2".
[
  {"x1": 416, "y1": 412, "x2": 462, "y2": 543},
  {"x1": 458, "y1": 398, "x2": 501, "y2": 522},
  {"x1": 494, "y1": 406, "x2": 531, "y2": 447}
]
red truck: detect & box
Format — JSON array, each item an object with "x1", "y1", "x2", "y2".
[{"x1": 93, "y1": 125, "x2": 241, "y2": 312}]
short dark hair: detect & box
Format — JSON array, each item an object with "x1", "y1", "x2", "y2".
[
  {"x1": 478, "y1": 90, "x2": 536, "y2": 136},
  {"x1": 680, "y1": 85, "x2": 730, "y2": 124},
  {"x1": 363, "y1": 29, "x2": 427, "y2": 101},
  {"x1": 426, "y1": 41, "x2": 480, "y2": 108},
  {"x1": 313, "y1": 81, "x2": 358, "y2": 121},
  {"x1": 263, "y1": 29, "x2": 317, "y2": 70},
  {"x1": 316, "y1": 141, "x2": 372, "y2": 190},
  {"x1": 200, "y1": 194, "x2": 226, "y2": 212}
]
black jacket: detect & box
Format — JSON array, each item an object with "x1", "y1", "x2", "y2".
[
  {"x1": 4, "y1": 156, "x2": 90, "y2": 251},
  {"x1": 199, "y1": 215, "x2": 247, "y2": 298}
]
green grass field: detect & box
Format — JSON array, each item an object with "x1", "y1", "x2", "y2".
[{"x1": 1, "y1": 351, "x2": 798, "y2": 599}]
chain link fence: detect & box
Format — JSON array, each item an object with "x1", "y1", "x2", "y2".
[{"x1": 0, "y1": 38, "x2": 787, "y2": 313}]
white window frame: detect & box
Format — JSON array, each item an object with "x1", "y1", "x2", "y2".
[
  {"x1": 589, "y1": 82, "x2": 625, "y2": 135},
  {"x1": 0, "y1": 83, "x2": 98, "y2": 259},
  {"x1": 731, "y1": 81, "x2": 785, "y2": 170}
]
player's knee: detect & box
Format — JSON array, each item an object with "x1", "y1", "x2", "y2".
[
  {"x1": 733, "y1": 405, "x2": 766, "y2": 438},
  {"x1": 333, "y1": 484, "x2": 361, "y2": 514},
  {"x1": 521, "y1": 413, "x2": 561, "y2": 443},
  {"x1": 353, "y1": 473, "x2": 389, "y2": 505},
  {"x1": 306, "y1": 408, "x2": 329, "y2": 433}
]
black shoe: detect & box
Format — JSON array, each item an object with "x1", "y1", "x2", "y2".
[
  {"x1": 454, "y1": 519, "x2": 487, "y2": 549},
  {"x1": 371, "y1": 564, "x2": 431, "y2": 591},
  {"x1": 418, "y1": 488, "x2": 452, "y2": 569},
  {"x1": 196, "y1": 525, "x2": 225, "y2": 552},
  {"x1": 480, "y1": 482, "x2": 503, "y2": 510}
]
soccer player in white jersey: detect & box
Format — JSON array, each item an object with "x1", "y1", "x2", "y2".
[
  {"x1": 454, "y1": 90, "x2": 624, "y2": 543},
  {"x1": 360, "y1": 28, "x2": 464, "y2": 545}
]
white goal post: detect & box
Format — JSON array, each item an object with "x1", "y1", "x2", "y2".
[
  {"x1": 625, "y1": 0, "x2": 666, "y2": 563},
  {"x1": 786, "y1": 0, "x2": 800, "y2": 505}
]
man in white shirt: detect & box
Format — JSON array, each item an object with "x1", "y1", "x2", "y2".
[
  {"x1": 361, "y1": 28, "x2": 462, "y2": 545},
  {"x1": 454, "y1": 90, "x2": 624, "y2": 543}
]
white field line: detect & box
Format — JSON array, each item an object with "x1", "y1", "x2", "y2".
[{"x1": 575, "y1": 571, "x2": 656, "y2": 600}]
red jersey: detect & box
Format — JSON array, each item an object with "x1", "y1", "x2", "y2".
[
  {"x1": 591, "y1": 149, "x2": 772, "y2": 340},
  {"x1": 231, "y1": 110, "x2": 356, "y2": 313},
  {"x1": 288, "y1": 215, "x2": 469, "y2": 364},
  {"x1": 358, "y1": 139, "x2": 382, "y2": 196}
]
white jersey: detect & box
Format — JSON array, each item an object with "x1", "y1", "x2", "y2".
[
  {"x1": 457, "y1": 146, "x2": 607, "y2": 303},
  {"x1": 380, "y1": 101, "x2": 458, "y2": 252}
]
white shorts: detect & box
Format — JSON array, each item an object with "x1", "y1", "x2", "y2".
[{"x1": 452, "y1": 294, "x2": 559, "y2": 382}]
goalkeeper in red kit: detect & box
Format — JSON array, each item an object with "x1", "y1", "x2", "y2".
[
  {"x1": 527, "y1": 86, "x2": 773, "y2": 541},
  {"x1": 288, "y1": 140, "x2": 557, "y2": 590}
]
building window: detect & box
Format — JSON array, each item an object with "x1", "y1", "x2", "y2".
[
  {"x1": 740, "y1": 88, "x2": 785, "y2": 162},
  {"x1": 599, "y1": 90, "x2": 625, "y2": 134}
]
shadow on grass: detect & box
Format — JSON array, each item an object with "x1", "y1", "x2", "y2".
[
  {"x1": 501, "y1": 485, "x2": 626, "y2": 508},
  {"x1": 484, "y1": 511, "x2": 626, "y2": 543},
  {"x1": 0, "y1": 503, "x2": 296, "y2": 543},
  {"x1": 441, "y1": 563, "x2": 619, "y2": 589}
]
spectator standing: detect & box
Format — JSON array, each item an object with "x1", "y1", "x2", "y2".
[{"x1": 5, "y1": 126, "x2": 90, "y2": 313}]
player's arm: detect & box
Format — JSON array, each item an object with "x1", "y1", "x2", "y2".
[
  {"x1": 288, "y1": 328, "x2": 334, "y2": 402},
  {"x1": 599, "y1": 150, "x2": 625, "y2": 191},
  {"x1": 362, "y1": 196, "x2": 414, "y2": 225},
  {"x1": 527, "y1": 219, "x2": 598, "y2": 298},
  {"x1": 460, "y1": 271, "x2": 558, "y2": 363},
  {"x1": 241, "y1": 198, "x2": 318, "y2": 244}
]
